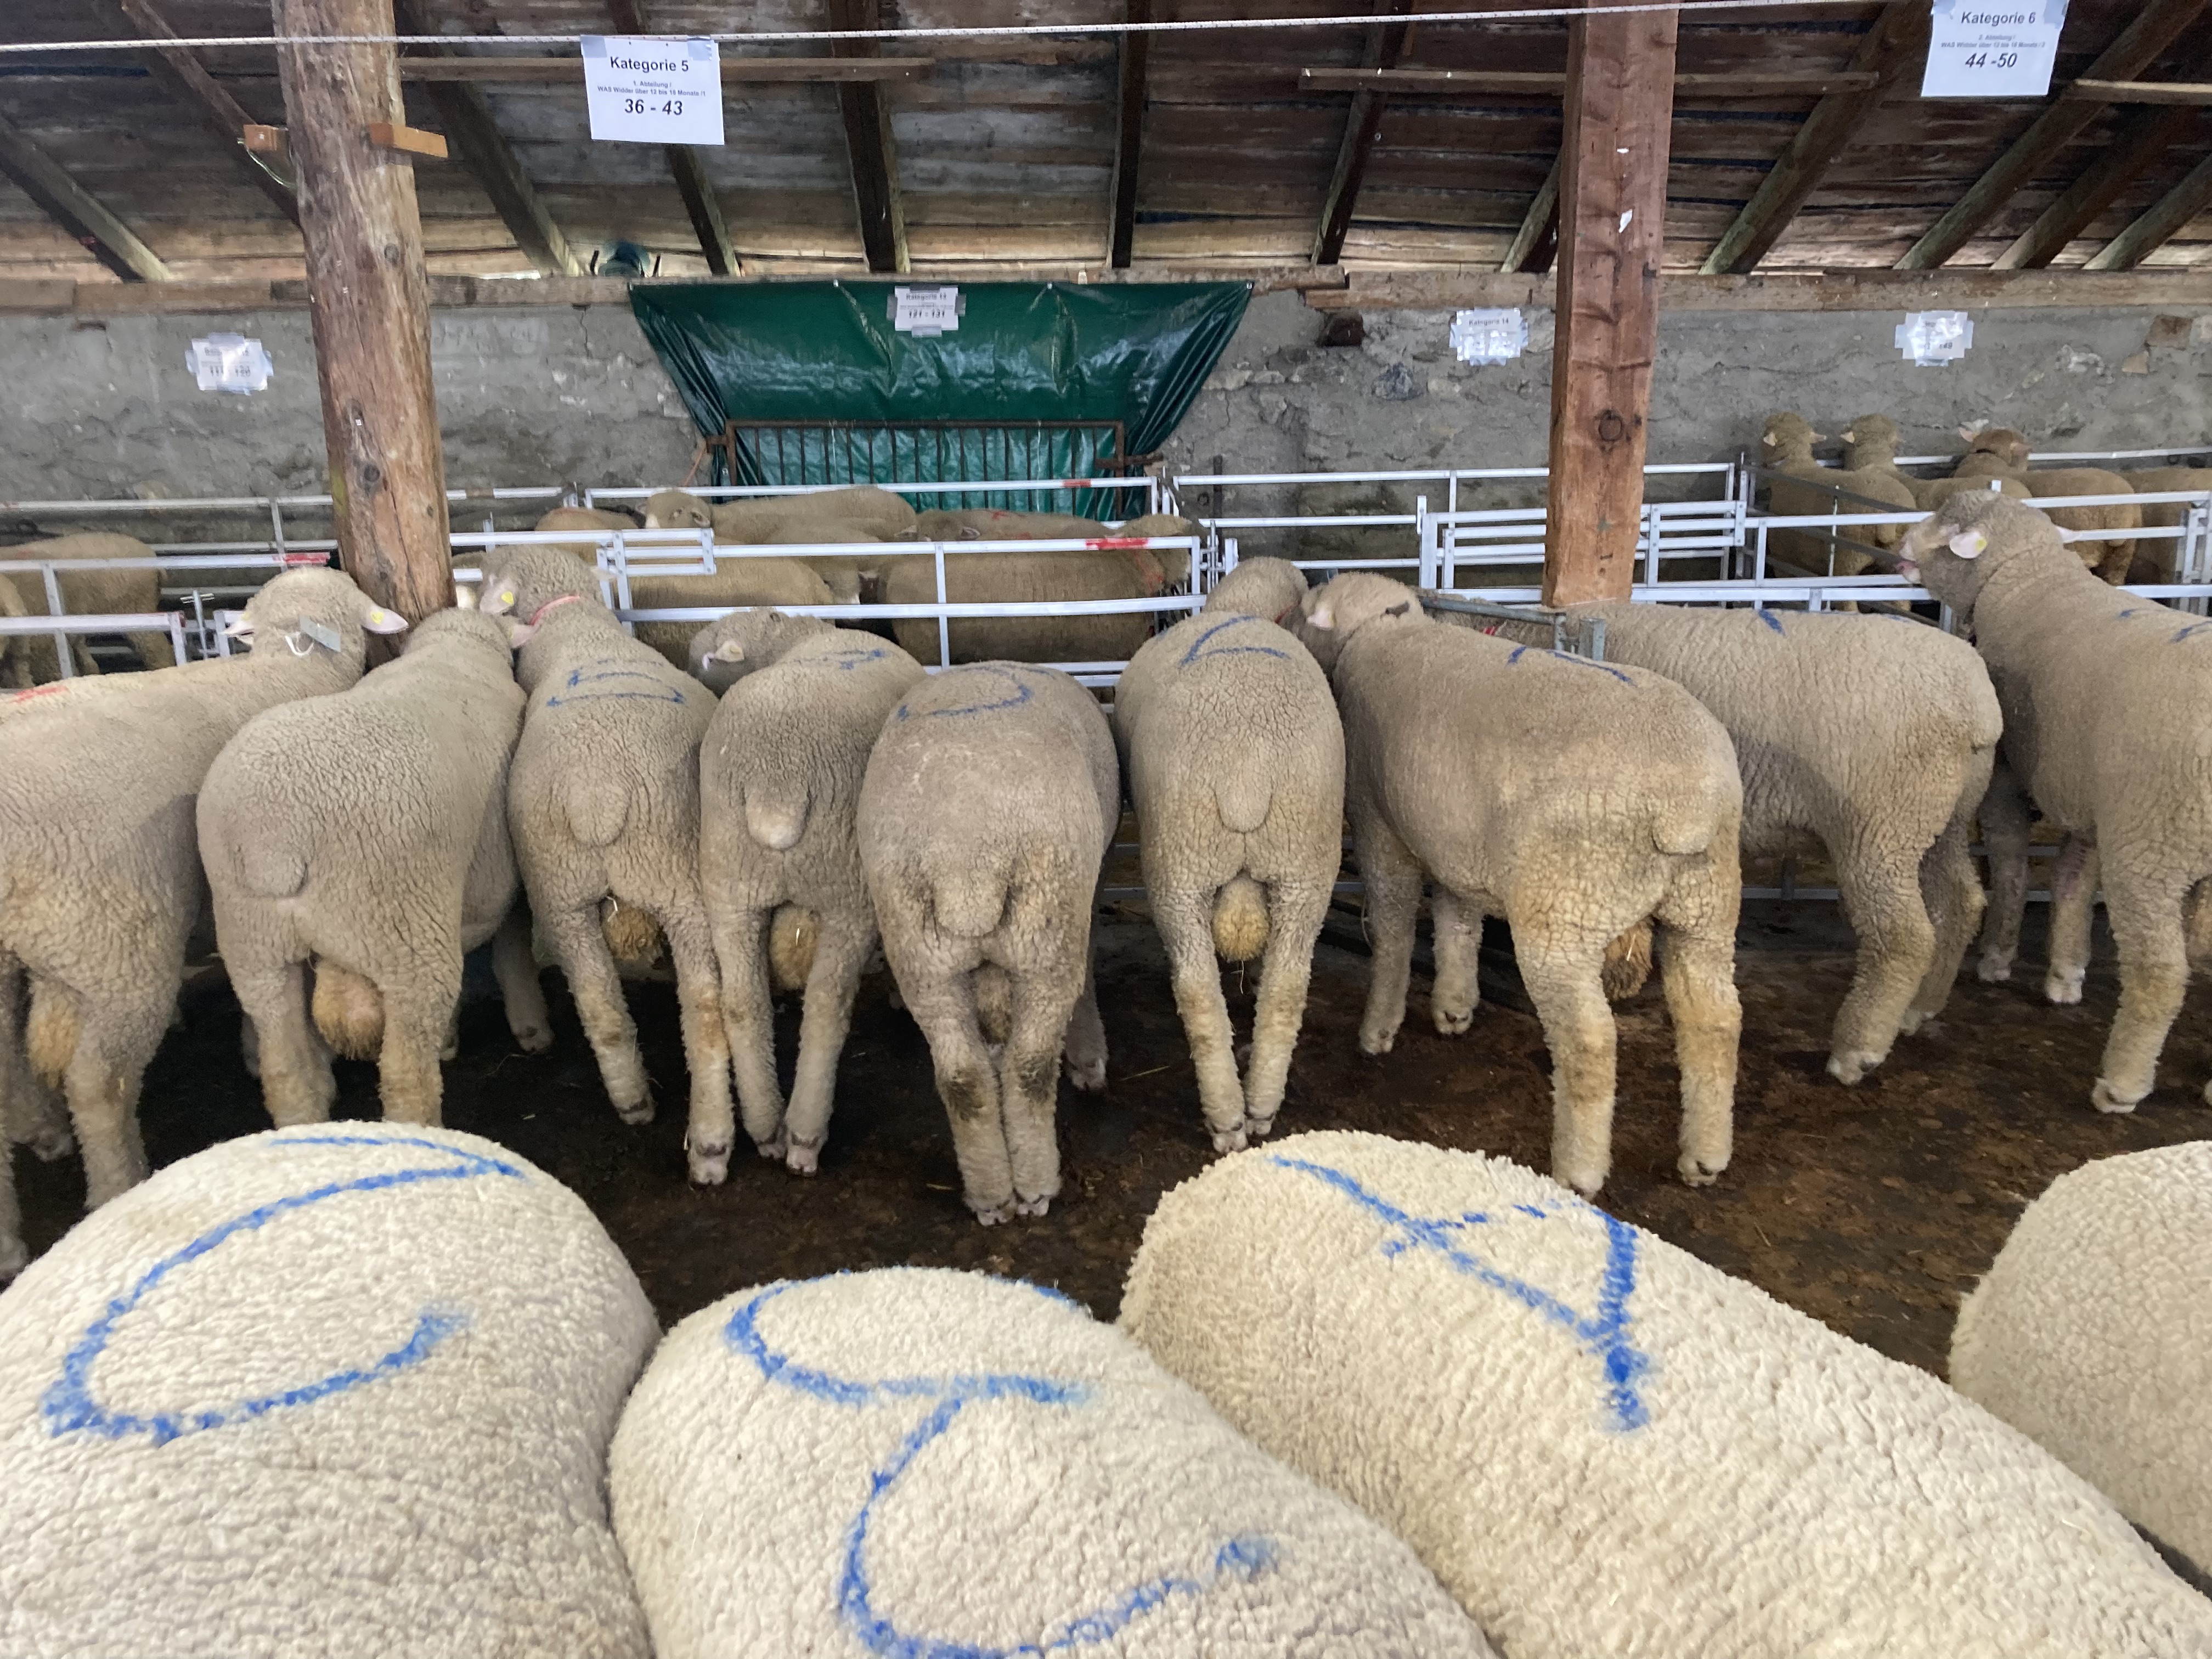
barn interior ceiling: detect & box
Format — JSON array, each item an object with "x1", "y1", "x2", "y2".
[{"x1": 0, "y1": 0, "x2": 2207, "y2": 288}]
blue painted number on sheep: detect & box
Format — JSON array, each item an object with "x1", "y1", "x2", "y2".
[
  {"x1": 894, "y1": 664, "x2": 1037, "y2": 722},
  {"x1": 546, "y1": 659, "x2": 689, "y2": 707},
  {"x1": 43, "y1": 1136, "x2": 522, "y2": 1445},
  {"x1": 1177, "y1": 615, "x2": 1287, "y2": 670},
  {"x1": 1504, "y1": 644, "x2": 1636, "y2": 686},
  {"x1": 726, "y1": 1280, "x2": 1279, "y2": 1656},
  {"x1": 1274, "y1": 1157, "x2": 1652, "y2": 1431}
]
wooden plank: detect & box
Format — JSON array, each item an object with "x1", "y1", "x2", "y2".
[
  {"x1": 1312, "y1": 268, "x2": 2212, "y2": 311},
  {"x1": 1545, "y1": 3, "x2": 1678, "y2": 608},
  {"x1": 1109, "y1": 0, "x2": 1152, "y2": 269},
  {"x1": 2064, "y1": 78, "x2": 2212, "y2": 105},
  {"x1": 1311, "y1": 0, "x2": 1415, "y2": 267},
  {"x1": 0, "y1": 111, "x2": 172, "y2": 283},
  {"x1": 1498, "y1": 150, "x2": 1561, "y2": 273},
  {"x1": 394, "y1": 55, "x2": 934, "y2": 84},
  {"x1": 368, "y1": 122, "x2": 448, "y2": 159},
  {"x1": 827, "y1": 0, "x2": 910, "y2": 274},
  {"x1": 1700, "y1": 0, "x2": 1927, "y2": 275},
  {"x1": 1299, "y1": 68, "x2": 1878, "y2": 97},
  {"x1": 607, "y1": 0, "x2": 738, "y2": 276},
  {"x1": 2084, "y1": 149, "x2": 2212, "y2": 269},
  {"x1": 272, "y1": 0, "x2": 453, "y2": 621},
  {"x1": 112, "y1": 0, "x2": 301, "y2": 226},
  {"x1": 1993, "y1": 104, "x2": 2199, "y2": 270},
  {"x1": 1896, "y1": 0, "x2": 2209, "y2": 270}
]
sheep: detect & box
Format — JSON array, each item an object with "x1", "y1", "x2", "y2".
[
  {"x1": 608, "y1": 1267, "x2": 1497, "y2": 1659},
  {"x1": 697, "y1": 610, "x2": 926, "y2": 1176},
  {"x1": 1951, "y1": 1142, "x2": 2212, "y2": 1576},
  {"x1": 196, "y1": 606, "x2": 550, "y2": 1132},
  {"x1": 1120, "y1": 1129, "x2": 2212, "y2": 1659},
  {"x1": 1953, "y1": 425, "x2": 2142, "y2": 583},
  {"x1": 0, "y1": 1121, "x2": 654, "y2": 1656},
  {"x1": 1297, "y1": 572, "x2": 1742, "y2": 1198},
  {"x1": 878, "y1": 542, "x2": 1169, "y2": 667},
  {"x1": 1898, "y1": 492, "x2": 2212, "y2": 1111},
  {"x1": 0, "y1": 532, "x2": 176, "y2": 680},
  {"x1": 0, "y1": 568, "x2": 406, "y2": 1282},
  {"x1": 857, "y1": 662, "x2": 1116, "y2": 1223},
  {"x1": 642, "y1": 483, "x2": 916, "y2": 549},
  {"x1": 1841, "y1": 413, "x2": 2034, "y2": 514},
  {"x1": 1477, "y1": 600, "x2": 2000, "y2": 1086},
  {"x1": 904, "y1": 506, "x2": 1109, "y2": 542},
  {"x1": 1113, "y1": 557, "x2": 1344, "y2": 1150},
  {"x1": 1757, "y1": 413, "x2": 1920, "y2": 598},
  {"x1": 477, "y1": 548, "x2": 735, "y2": 1181},
  {"x1": 0, "y1": 572, "x2": 30, "y2": 689},
  {"x1": 2120, "y1": 465, "x2": 2212, "y2": 584}
]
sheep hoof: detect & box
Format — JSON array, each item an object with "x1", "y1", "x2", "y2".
[
  {"x1": 439, "y1": 1040, "x2": 460, "y2": 1063},
  {"x1": 1064, "y1": 1054, "x2": 1107, "y2": 1093},
  {"x1": 785, "y1": 1137, "x2": 822, "y2": 1176},
  {"x1": 1433, "y1": 1005, "x2": 1474, "y2": 1037},
  {"x1": 1678, "y1": 1155, "x2": 1725, "y2": 1188},
  {"x1": 1243, "y1": 1113, "x2": 1276, "y2": 1142},
  {"x1": 1825, "y1": 1051, "x2": 1882, "y2": 1087},
  {"x1": 1559, "y1": 1165, "x2": 1606, "y2": 1198},
  {"x1": 615, "y1": 1096, "x2": 656, "y2": 1126},
  {"x1": 687, "y1": 1142, "x2": 731, "y2": 1186},
  {"x1": 1211, "y1": 1127, "x2": 1250, "y2": 1154},
  {"x1": 1896, "y1": 1008, "x2": 1932, "y2": 1037},
  {"x1": 970, "y1": 1200, "x2": 1013, "y2": 1227},
  {"x1": 21, "y1": 1121, "x2": 75, "y2": 1162},
  {"x1": 0, "y1": 1237, "x2": 25, "y2": 1283},
  {"x1": 2091, "y1": 1078, "x2": 2143, "y2": 1114},
  {"x1": 754, "y1": 1130, "x2": 789, "y2": 1161},
  {"x1": 2044, "y1": 969, "x2": 2085, "y2": 1006},
  {"x1": 512, "y1": 1023, "x2": 554, "y2": 1054},
  {"x1": 1976, "y1": 954, "x2": 2014, "y2": 984},
  {"x1": 2202, "y1": 1078, "x2": 2212, "y2": 1108},
  {"x1": 1358, "y1": 1026, "x2": 1397, "y2": 1057},
  {"x1": 1013, "y1": 1194, "x2": 1053, "y2": 1218}
]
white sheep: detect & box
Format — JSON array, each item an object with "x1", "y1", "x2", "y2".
[
  {"x1": 1900, "y1": 493, "x2": 2212, "y2": 1111},
  {"x1": 1298, "y1": 572, "x2": 1743, "y2": 1197},
  {"x1": 1952, "y1": 425, "x2": 2142, "y2": 583},
  {"x1": 196, "y1": 607, "x2": 549, "y2": 1131},
  {"x1": 1121, "y1": 1129, "x2": 2212, "y2": 1659},
  {"x1": 1482, "y1": 600, "x2": 2000, "y2": 1085},
  {"x1": 642, "y1": 483, "x2": 917, "y2": 544},
  {"x1": 1951, "y1": 1142, "x2": 2212, "y2": 1576},
  {"x1": 608, "y1": 1266, "x2": 1496, "y2": 1658},
  {"x1": 478, "y1": 548, "x2": 735, "y2": 1181},
  {"x1": 0, "y1": 1121, "x2": 654, "y2": 1656},
  {"x1": 1757, "y1": 413, "x2": 1919, "y2": 592},
  {"x1": 0, "y1": 532, "x2": 177, "y2": 680},
  {"x1": 2120, "y1": 464, "x2": 2212, "y2": 584},
  {"x1": 1113, "y1": 557, "x2": 1344, "y2": 1150},
  {"x1": 0, "y1": 568, "x2": 408, "y2": 1281},
  {"x1": 1841, "y1": 413, "x2": 2034, "y2": 516},
  {"x1": 878, "y1": 541, "x2": 1172, "y2": 668},
  {"x1": 696, "y1": 609, "x2": 926, "y2": 1176},
  {"x1": 857, "y1": 662, "x2": 1116, "y2": 1223}
]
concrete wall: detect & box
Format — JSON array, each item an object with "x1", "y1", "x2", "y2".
[{"x1": 2, "y1": 290, "x2": 2207, "y2": 522}]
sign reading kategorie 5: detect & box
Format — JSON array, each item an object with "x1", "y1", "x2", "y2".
[
  {"x1": 582, "y1": 35, "x2": 725, "y2": 146},
  {"x1": 1920, "y1": 0, "x2": 2069, "y2": 99}
]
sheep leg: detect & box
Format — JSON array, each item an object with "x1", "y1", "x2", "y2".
[
  {"x1": 904, "y1": 968, "x2": 1014, "y2": 1223},
  {"x1": 781, "y1": 916, "x2": 874, "y2": 1176},
  {"x1": 1430, "y1": 888, "x2": 1484, "y2": 1036},
  {"x1": 1243, "y1": 879, "x2": 1330, "y2": 1142},
  {"x1": 1654, "y1": 919, "x2": 1740, "y2": 1188},
  {"x1": 1061, "y1": 919, "x2": 1108, "y2": 1094},
  {"x1": 1351, "y1": 809, "x2": 1423, "y2": 1057},
  {"x1": 1153, "y1": 883, "x2": 1248, "y2": 1149},
  {"x1": 539, "y1": 905, "x2": 653, "y2": 1125},
  {"x1": 661, "y1": 910, "x2": 736, "y2": 1187},
  {"x1": 1826, "y1": 849, "x2": 1936, "y2": 1086},
  {"x1": 126, "y1": 629, "x2": 177, "y2": 671},
  {"x1": 2044, "y1": 840, "x2": 2100, "y2": 1006},
  {"x1": 489, "y1": 909, "x2": 552, "y2": 1053},
  {"x1": 1903, "y1": 776, "x2": 1993, "y2": 1034},
  {"x1": 2092, "y1": 874, "x2": 2190, "y2": 1113},
  {"x1": 1001, "y1": 965, "x2": 1082, "y2": 1218},
  {"x1": 1513, "y1": 928, "x2": 1619, "y2": 1199},
  {"x1": 63, "y1": 989, "x2": 172, "y2": 1207},
  {"x1": 373, "y1": 964, "x2": 462, "y2": 1127},
  {"x1": 1976, "y1": 768, "x2": 2033, "y2": 982},
  {"x1": 0, "y1": 949, "x2": 31, "y2": 1280},
  {"x1": 708, "y1": 904, "x2": 785, "y2": 1161},
  {"x1": 0, "y1": 947, "x2": 69, "y2": 1162},
  {"x1": 228, "y1": 961, "x2": 335, "y2": 1128}
]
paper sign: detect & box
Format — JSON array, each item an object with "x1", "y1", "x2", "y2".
[
  {"x1": 187, "y1": 334, "x2": 272, "y2": 394},
  {"x1": 582, "y1": 35, "x2": 724, "y2": 146},
  {"x1": 1921, "y1": 0, "x2": 2068, "y2": 99},
  {"x1": 1896, "y1": 311, "x2": 1974, "y2": 366},
  {"x1": 1450, "y1": 308, "x2": 1527, "y2": 365},
  {"x1": 891, "y1": 286, "x2": 962, "y2": 337}
]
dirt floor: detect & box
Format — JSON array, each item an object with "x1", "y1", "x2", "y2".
[{"x1": 13, "y1": 896, "x2": 2210, "y2": 1379}]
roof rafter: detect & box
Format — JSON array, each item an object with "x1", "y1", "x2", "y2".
[
  {"x1": 608, "y1": 0, "x2": 738, "y2": 274},
  {"x1": 1108, "y1": 0, "x2": 1150, "y2": 269},
  {"x1": 0, "y1": 109, "x2": 172, "y2": 282},
  {"x1": 2084, "y1": 147, "x2": 2212, "y2": 268},
  {"x1": 1311, "y1": 0, "x2": 1415, "y2": 267},
  {"x1": 1993, "y1": 103, "x2": 2201, "y2": 270},
  {"x1": 111, "y1": 0, "x2": 300, "y2": 225},
  {"x1": 1499, "y1": 151, "x2": 1560, "y2": 274},
  {"x1": 826, "y1": 0, "x2": 910, "y2": 274}
]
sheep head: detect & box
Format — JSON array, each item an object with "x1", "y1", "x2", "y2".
[
  {"x1": 1898, "y1": 492, "x2": 2060, "y2": 613},
  {"x1": 1298, "y1": 571, "x2": 1424, "y2": 672},
  {"x1": 227, "y1": 567, "x2": 408, "y2": 659},
  {"x1": 476, "y1": 547, "x2": 610, "y2": 640},
  {"x1": 641, "y1": 489, "x2": 715, "y2": 532},
  {"x1": 1962, "y1": 426, "x2": 2033, "y2": 467},
  {"x1": 1203, "y1": 556, "x2": 1309, "y2": 623},
  {"x1": 687, "y1": 607, "x2": 833, "y2": 692},
  {"x1": 1759, "y1": 411, "x2": 1824, "y2": 460},
  {"x1": 1841, "y1": 414, "x2": 1900, "y2": 465}
]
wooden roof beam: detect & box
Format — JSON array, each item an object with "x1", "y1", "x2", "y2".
[
  {"x1": 2065, "y1": 77, "x2": 2212, "y2": 104},
  {"x1": 1498, "y1": 150, "x2": 1560, "y2": 273},
  {"x1": 394, "y1": 55, "x2": 933, "y2": 83},
  {"x1": 1311, "y1": 0, "x2": 1415, "y2": 268},
  {"x1": 1108, "y1": 0, "x2": 1152, "y2": 269},
  {"x1": 1993, "y1": 103, "x2": 2199, "y2": 269},
  {"x1": 1300, "y1": 67, "x2": 1877, "y2": 97},
  {"x1": 607, "y1": 0, "x2": 738, "y2": 274},
  {"x1": 1895, "y1": 0, "x2": 2208, "y2": 270},
  {"x1": 1700, "y1": 0, "x2": 1927, "y2": 275},
  {"x1": 112, "y1": 0, "x2": 300, "y2": 225},
  {"x1": 827, "y1": 0, "x2": 909, "y2": 274},
  {"x1": 2084, "y1": 148, "x2": 2212, "y2": 268},
  {"x1": 0, "y1": 111, "x2": 171, "y2": 283}
]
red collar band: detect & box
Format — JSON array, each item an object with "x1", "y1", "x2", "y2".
[{"x1": 528, "y1": 592, "x2": 584, "y2": 627}]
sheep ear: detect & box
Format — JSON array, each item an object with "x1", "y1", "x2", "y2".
[
  {"x1": 506, "y1": 619, "x2": 539, "y2": 647},
  {"x1": 643, "y1": 514, "x2": 663, "y2": 530},
  {"x1": 1948, "y1": 529, "x2": 1988, "y2": 560},
  {"x1": 960, "y1": 527, "x2": 983, "y2": 541},
  {"x1": 711, "y1": 639, "x2": 746, "y2": 663},
  {"x1": 1810, "y1": 431, "x2": 1827, "y2": 442},
  {"x1": 1306, "y1": 601, "x2": 1335, "y2": 631},
  {"x1": 360, "y1": 602, "x2": 410, "y2": 636},
  {"x1": 222, "y1": 616, "x2": 256, "y2": 639},
  {"x1": 1760, "y1": 432, "x2": 1777, "y2": 447},
  {"x1": 1840, "y1": 428, "x2": 1856, "y2": 443}
]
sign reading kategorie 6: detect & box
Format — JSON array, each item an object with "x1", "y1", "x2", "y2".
[
  {"x1": 582, "y1": 35, "x2": 725, "y2": 146},
  {"x1": 1920, "y1": 0, "x2": 2069, "y2": 99}
]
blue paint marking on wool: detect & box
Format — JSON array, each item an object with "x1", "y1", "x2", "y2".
[
  {"x1": 43, "y1": 1135, "x2": 520, "y2": 1446},
  {"x1": 1504, "y1": 644, "x2": 1636, "y2": 686},
  {"x1": 895, "y1": 665, "x2": 1036, "y2": 722},
  {"x1": 1273, "y1": 1156, "x2": 1651, "y2": 1431},
  {"x1": 1178, "y1": 615, "x2": 1288, "y2": 670},
  {"x1": 1756, "y1": 608, "x2": 1785, "y2": 635},
  {"x1": 2173, "y1": 621, "x2": 2212, "y2": 645},
  {"x1": 725, "y1": 1278, "x2": 1281, "y2": 1656},
  {"x1": 827, "y1": 647, "x2": 891, "y2": 670},
  {"x1": 547, "y1": 662, "x2": 687, "y2": 708}
]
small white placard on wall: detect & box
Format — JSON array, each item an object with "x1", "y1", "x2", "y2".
[
  {"x1": 1450, "y1": 308, "x2": 1527, "y2": 364},
  {"x1": 582, "y1": 36, "x2": 724, "y2": 146},
  {"x1": 187, "y1": 333, "x2": 272, "y2": 394},
  {"x1": 892, "y1": 285, "x2": 962, "y2": 337},
  {"x1": 1921, "y1": 0, "x2": 2069, "y2": 99},
  {"x1": 1897, "y1": 311, "x2": 1974, "y2": 366}
]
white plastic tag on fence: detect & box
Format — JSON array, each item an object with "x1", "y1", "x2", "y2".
[
  {"x1": 1896, "y1": 311, "x2": 1974, "y2": 366},
  {"x1": 1920, "y1": 0, "x2": 2068, "y2": 99},
  {"x1": 187, "y1": 334, "x2": 272, "y2": 394},
  {"x1": 1450, "y1": 308, "x2": 1527, "y2": 365},
  {"x1": 892, "y1": 286, "x2": 963, "y2": 337},
  {"x1": 582, "y1": 36, "x2": 724, "y2": 146}
]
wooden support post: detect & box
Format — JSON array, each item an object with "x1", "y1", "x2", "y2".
[
  {"x1": 1543, "y1": 3, "x2": 1677, "y2": 608},
  {"x1": 1311, "y1": 0, "x2": 1415, "y2": 266},
  {"x1": 827, "y1": 0, "x2": 910, "y2": 273},
  {"x1": 273, "y1": 0, "x2": 454, "y2": 620},
  {"x1": 0, "y1": 111, "x2": 172, "y2": 283},
  {"x1": 1108, "y1": 0, "x2": 1152, "y2": 269}
]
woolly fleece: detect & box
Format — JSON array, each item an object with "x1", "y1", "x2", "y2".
[
  {"x1": 1953, "y1": 1142, "x2": 2212, "y2": 1573},
  {"x1": 0, "y1": 1121, "x2": 655, "y2": 1658},
  {"x1": 608, "y1": 1266, "x2": 1495, "y2": 1659},
  {"x1": 1120, "y1": 1129, "x2": 2212, "y2": 1659}
]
